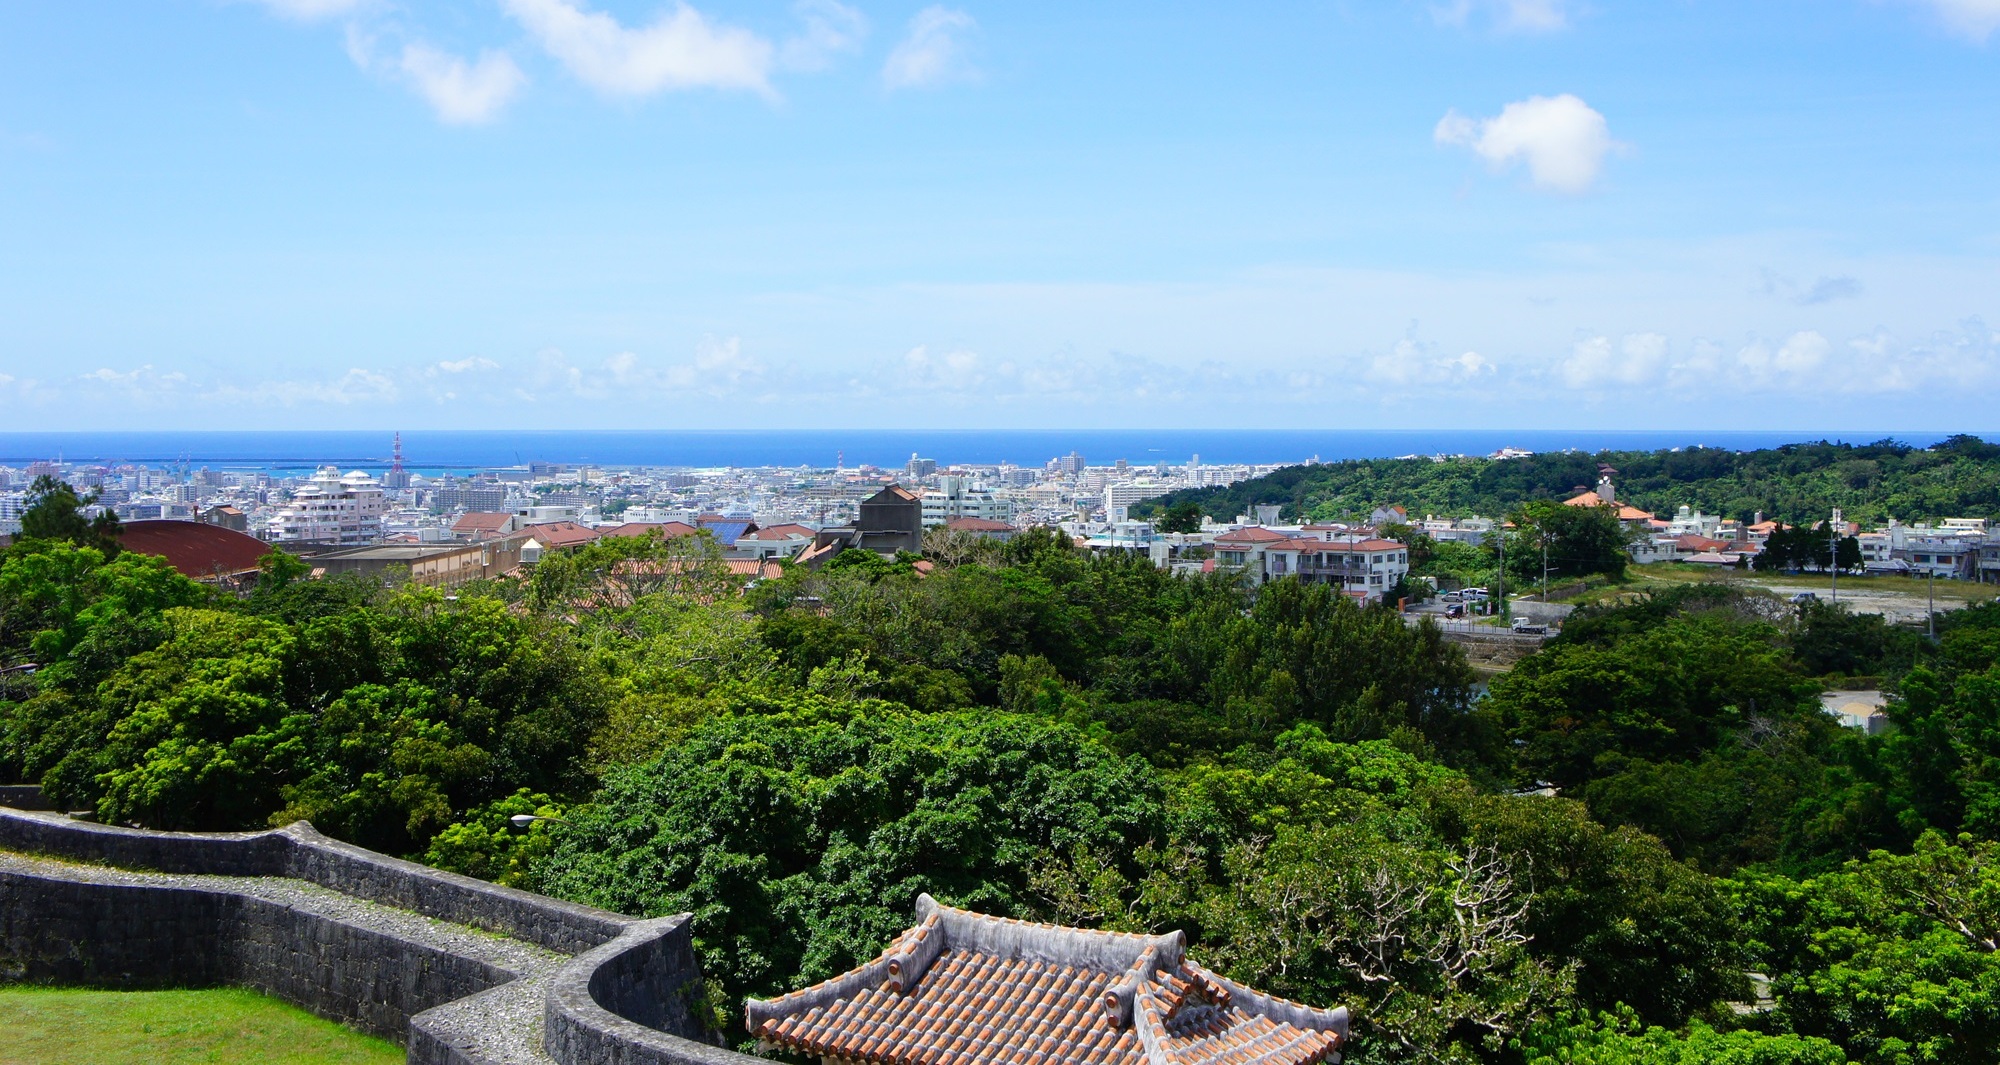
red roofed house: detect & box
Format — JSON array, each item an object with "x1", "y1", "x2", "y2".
[
  {"x1": 601, "y1": 521, "x2": 700, "y2": 540},
  {"x1": 1561, "y1": 467, "x2": 1655, "y2": 524},
  {"x1": 746, "y1": 894, "x2": 1348, "y2": 1065},
  {"x1": 943, "y1": 516, "x2": 1018, "y2": 542},
  {"x1": 453, "y1": 513, "x2": 520, "y2": 542},
  {"x1": 522, "y1": 521, "x2": 602, "y2": 551},
  {"x1": 116, "y1": 519, "x2": 272, "y2": 586}
]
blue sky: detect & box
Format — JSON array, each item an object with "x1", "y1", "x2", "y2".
[{"x1": 2, "y1": 0, "x2": 1998, "y2": 431}]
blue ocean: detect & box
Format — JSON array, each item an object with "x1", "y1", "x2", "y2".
[{"x1": 0, "y1": 429, "x2": 1978, "y2": 476}]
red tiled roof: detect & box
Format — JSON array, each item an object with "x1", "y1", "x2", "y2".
[
  {"x1": 1214, "y1": 527, "x2": 1290, "y2": 544},
  {"x1": 746, "y1": 895, "x2": 1346, "y2": 1065},
  {"x1": 452, "y1": 512, "x2": 514, "y2": 532},
  {"x1": 525, "y1": 521, "x2": 602, "y2": 549},
  {"x1": 1563, "y1": 493, "x2": 1654, "y2": 521},
  {"x1": 116, "y1": 520, "x2": 270, "y2": 579},
  {"x1": 601, "y1": 521, "x2": 698, "y2": 539},
  {"x1": 945, "y1": 516, "x2": 1016, "y2": 532},
  {"x1": 1268, "y1": 538, "x2": 1403, "y2": 553},
  {"x1": 1673, "y1": 534, "x2": 1733, "y2": 552}
]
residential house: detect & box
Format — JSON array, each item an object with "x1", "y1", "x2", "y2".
[
  {"x1": 452, "y1": 512, "x2": 520, "y2": 541},
  {"x1": 733, "y1": 523, "x2": 817, "y2": 560},
  {"x1": 943, "y1": 516, "x2": 1018, "y2": 542}
]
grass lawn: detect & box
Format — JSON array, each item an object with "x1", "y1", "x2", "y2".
[{"x1": 0, "y1": 986, "x2": 403, "y2": 1065}]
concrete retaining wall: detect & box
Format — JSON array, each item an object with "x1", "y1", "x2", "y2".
[{"x1": 0, "y1": 806, "x2": 763, "y2": 1065}]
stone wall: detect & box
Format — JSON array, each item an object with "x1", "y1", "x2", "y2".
[
  {"x1": 0, "y1": 806, "x2": 766, "y2": 1065},
  {"x1": 0, "y1": 867, "x2": 511, "y2": 1041}
]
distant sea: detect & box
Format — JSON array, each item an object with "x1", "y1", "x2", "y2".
[{"x1": 0, "y1": 430, "x2": 1978, "y2": 477}]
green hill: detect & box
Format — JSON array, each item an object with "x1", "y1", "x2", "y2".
[{"x1": 1137, "y1": 434, "x2": 2000, "y2": 526}]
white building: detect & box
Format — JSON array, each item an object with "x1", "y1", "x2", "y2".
[
  {"x1": 923, "y1": 476, "x2": 1014, "y2": 526},
  {"x1": 1211, "y1": 526, "x2": 1411, "y2": 602},
  {"x1": 270, "y1": 467, "x2": 387, "y2": 544},
  {"x1": 1103, "y1": 479, "x2": 1172, "y2": 523}
]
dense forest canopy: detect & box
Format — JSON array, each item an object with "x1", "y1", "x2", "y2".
[
  {"x1": 6, "y1": 473, "x2": 2000, "y2": 1063},
  {"x1": 1137, "y1": 435, "x2": 2000, "y2": 526}
]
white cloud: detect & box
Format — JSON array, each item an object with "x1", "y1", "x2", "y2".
[
  {"x1": 212, "y1": 368, "x2": 399, "y2": 406},
  {"x1": 1760, "y1": 269, "x2": 1865, "y2": 306},
  {"x1": 1912, "y1": 0, "x2": 2000, "y2": 42},
  {"x1": 502, "y1": 0, "x2": 775, "y2": 98},
  {"x1": 1432, "y1": 0, "x2": 1574, "y2": 33},
  {"x1": 525, "y1": 340, "x2": 765, "y2": 399},
  {"x1": 883, "y1": 6, "x2": 977, "y2": 90},
  {"x1": 782, "y1": 0, "x2": 867, "y2": 71},
  {"x1": 902, "y1": 344, "x2": 986, "y2": 389},
  {"x1": 1367, "y1": 338, "x2": 1497, "y2": 386},
  {"x1": 1560, "y1": 332, "x2": 1668, "y2": 388},
  {"x1": 1435, "y1": 94, "x2": 1617, "y2": 194},
  {"x1": 398, "y1": 45, "x2": 526, "y2": 124},
  {"x1": 242, "y1": 0, "x2": 369, "y2": 21},
  {"x1": 1798, "y1": 275, "x2": 1863, "y2": 305},
  {"x1": 429, "y1": 356, "x2": 500, "y2": 376}
]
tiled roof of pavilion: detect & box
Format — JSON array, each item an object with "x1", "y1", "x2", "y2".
[{"x1": 744, "y1": 894, "x2": 1347, "y2": 1065}]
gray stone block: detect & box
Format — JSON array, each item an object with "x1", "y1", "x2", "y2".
[{"x1": 0, "y1": 806, "x2": 766, "y2": 1065}]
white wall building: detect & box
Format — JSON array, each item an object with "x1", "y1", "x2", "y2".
[
  {"x1": 270, "y1": 467, "x2": 387, "y2": 544},
  {"x1": 923, "y1": 476, "x2": 1014, "y2": 526},
  {"x1": 1103, "y1": 479, "x2": 1173, "y2": 523}
]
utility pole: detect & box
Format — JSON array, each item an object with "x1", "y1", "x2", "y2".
[
  {"x1": 1541, "y1": 524, "x2": 1550, "y2": 603},
  {"x1": 1929, "y1": 566, "x2": 1937, "y2": 642},
  {"x1": 1830, "y1": 507, "x2": 1842, "y2": 606}
]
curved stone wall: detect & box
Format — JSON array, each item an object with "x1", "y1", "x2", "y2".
[{"x1": 0, "y1": 806, "x2": 765, "y2": 1065}]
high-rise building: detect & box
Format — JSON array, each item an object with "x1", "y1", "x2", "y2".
[
  {"x1": 270, "y1": 467, "x2": 387, "y2": 544},
  {"x1": 922, "y1": 476, "x2": 1013, "y2": 525},
  {"x1": 1058, "y1": 451, "x2": 1086, "y2": 476}
]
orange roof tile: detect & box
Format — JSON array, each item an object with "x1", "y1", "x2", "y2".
[
  {"x1": 452, "y1": 512, "x2": 514, "y2": 532},
  {"x1": 601, "y1": 521, "x2": 699, "y2": 539},
  {"x1": 524, "y1": 520, "x2": 602, "y2": 548},
  {"x1": 745, "y1": 896, "x2": 1346, "y2": 1065},
  {"x1": 945, "y1": 517, "x2": 1016, "y2": 532},
  {"x1": 1214, "y1": 527, "x2": 1290, "y2": 544}
]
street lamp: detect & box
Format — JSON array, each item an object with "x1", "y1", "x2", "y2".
[{"x1": 509, "y1": 813, "x2": 571, "y2": 829}]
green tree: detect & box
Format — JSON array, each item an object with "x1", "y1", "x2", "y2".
[
  {"x1": 1157, "y1": 500, "x2": 1205, "y2": 534},
  {"x1": 17, "y1": 475, "x2": 122, "y2": 557},
  {"x1": 1508, "y1": 500, "x2": 1631, "y2": 582},
  {"x1": 85, "y1": 608, "x2": 304, "y2": 829},
  {"x1": 534, "y1": 705, "x2": 1165, "y2": 1032}
]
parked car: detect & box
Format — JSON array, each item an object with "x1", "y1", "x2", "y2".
[{"x1": 1511, "y1": 619, "x2": 1548, "y2": 635}]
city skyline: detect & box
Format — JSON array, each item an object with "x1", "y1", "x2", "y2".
[{"x1": 3, "y1": 2, "x2": 1998, "y2": 430}]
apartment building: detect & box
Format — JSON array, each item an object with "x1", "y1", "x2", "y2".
[{"x1": 270, "y1": 467, "x2": 386, "y2": 545}]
